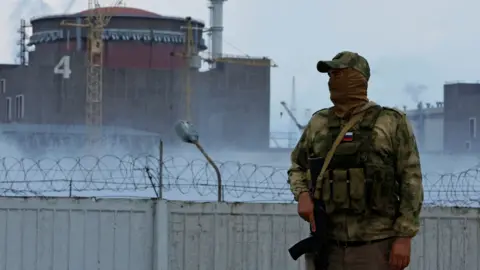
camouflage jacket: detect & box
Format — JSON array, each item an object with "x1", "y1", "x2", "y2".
[{"x1": 288, "y1": 101, "x2": 424, "y2": 241}]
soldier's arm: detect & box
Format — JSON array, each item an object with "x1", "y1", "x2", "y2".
[
  {"x1": 287, "y1": 122, "x2": 311, "y2": 201},
  {"x1": 393, "y1": 115, "x2": 424, "y2": 237}
]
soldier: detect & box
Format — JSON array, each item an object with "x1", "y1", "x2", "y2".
[{"x1": 288, "y1": 51, "x2": 423, "y2": 270}]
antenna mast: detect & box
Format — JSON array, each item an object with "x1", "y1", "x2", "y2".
[{"x1": 288, "y1": 76, "x2": 297, "y2": 147}]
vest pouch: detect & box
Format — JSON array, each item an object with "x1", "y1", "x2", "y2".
[
  {"x1": 370, "y1": 168, "x2": 397, "y2": 216},
  {"x1": 331, "y1": 142, "x2": 362, "y2": 169},
  {"x1": 331, "y1": 170, "x2": 349, "y2": 210},
  {"x1": 321, "y1": 174, "x2": 335, "y2": 214},
  {"x1": 348, "y1": 168, "x2": 366, "y2": 213},
  {"x1": 335, "y1": 141, "x2": 361, "y2": 155}
]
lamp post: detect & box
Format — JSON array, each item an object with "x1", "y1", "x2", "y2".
[{"x1": 174, "y1": 120, "x2": 223, "y2": 202}]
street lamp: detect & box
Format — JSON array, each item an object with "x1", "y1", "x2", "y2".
[{"x1": 174, "y1": 120, "x2": 223, "y2": 202}]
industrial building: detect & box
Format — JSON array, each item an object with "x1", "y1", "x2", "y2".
[
  {"x1": 0, "y1": 5, "x2": 272, "y2": 154},
  {"x1": 401, "y1": 82, "x2": 480, "y2": 154},
  {"x1": 443, "y1": 82, "x2": 480, "y2": 153},
  {"x1": 405, "y1": 101, "x2": 444, "y2": 153}
]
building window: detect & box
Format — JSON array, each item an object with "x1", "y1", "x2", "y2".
[
  {"x1": 469, "y1": 117, "x2": 476, "y2": 138},
  {"x1": 15, "y1": 94, "x2": 24, "y2": 119},
  {"x1": 5, "y1": 97, "x2": 11, "y2": 121},
  {"x1": 0, "y1": 79, "x2": 5, "y2": 93}
]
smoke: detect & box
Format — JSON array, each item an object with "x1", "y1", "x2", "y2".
[
  {"x1": 403, "y1": 83, "x2": 427, "y2": 104},
  {"x1": 8, "y1": 0, "x2": 53, "y2": 22},
  {"x1": 2, "y1": 0, "x2": 77, "y2": 64}
]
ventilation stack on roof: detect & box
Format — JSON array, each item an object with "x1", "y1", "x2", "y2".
[{"x1": 208, "y1": 0, "x2": 227, "y2": 68}]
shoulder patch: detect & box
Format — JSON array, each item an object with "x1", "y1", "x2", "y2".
[
  {"x1": 382, "y1": 106, "x2": 406, "y2": 116},
  {"x1": 312, "y1": 107, "x2": 330, "y2": 117}
]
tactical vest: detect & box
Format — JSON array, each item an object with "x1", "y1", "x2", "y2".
[{"x1": 315, "y1": 105, "x2": 399, "y2": 217}]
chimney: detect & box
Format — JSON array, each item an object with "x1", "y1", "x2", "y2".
[
  {"x1": 208, "y1": 0, "x2": 227, "y2": 60},
  {"x1": 426, "y1": 102, "x2": 431, "y2": 108},
  {"x1": 417, "y1": 102, "x2": 423, "y2": 110}
]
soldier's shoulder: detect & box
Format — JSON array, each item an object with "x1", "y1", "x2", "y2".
[
  {"x1": 308, "y1": 107, "x2": 331, "y2": 129},
  {"x1": 379, "y1": 106, "x2": 406, "y2": 120},
  {"x1": 381, "y1": 106, "x2": 406, "y2": 116},
  {"x1": 375, "y1": 106, "x2": 408, "y2": 131},
  {"x1": 312, "y1": 107, "x2": 331, "y2": 117}
]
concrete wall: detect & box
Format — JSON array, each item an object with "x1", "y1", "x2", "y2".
[
  {"x1": 0, "y1": 54, "x2": 271, "y2": 150},
  {"x1": 444, "y1": 83, "x2": 480, "y2": 153},
  {"x1": 196, "y1": 62, "x2": 271, "y2": 150},
  {"x1": 406, "y1": 106, "x2": 444, "y2": 153},
  {"x1": 0, "y1": 197, "x2": 478, "y2": 270},
  {"x1": 408, "y1": 116, "x2": 444, "y2": 153},
  {"x1": 423, "y1": 117, "x2": 443, "y2": 152}
]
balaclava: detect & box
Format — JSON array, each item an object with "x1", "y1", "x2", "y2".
[
  {"x1": 316, "y1": 51, "x2": 371, "y2": 118},
  {"x1": 328, "y1": 68, "x2": 368, "y2": 118}
]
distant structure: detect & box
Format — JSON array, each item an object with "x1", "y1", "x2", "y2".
[
  {"x1": 405, "y1": 101, "x2": 444, "y2": 153},
  {"x1": 443, "y1": 82, "x2": 480, "y2": 153},
  {"x1": 0, "y1": 6, "x2": 272, "y2": 153},
  {"x1": 288, "y1": 76, "x2": 297, "y2": 148},
  {"x1": 18, "y1": 19, "x2": 28, "y2": 65}
]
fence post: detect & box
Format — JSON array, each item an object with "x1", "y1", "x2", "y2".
[
  {"x1": 68, "y1": 179, "x2": 73, "y2": 197},
  {"x1": 158, "y1": 140, "x2": 163, "y2": 199},
  {"x1": 153, "y1": 200, "x2": 169, "y2": 270}
]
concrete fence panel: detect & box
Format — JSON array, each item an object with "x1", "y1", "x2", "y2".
[
  {"x1": 161, "y1": 201, "x2": 309, "y2": 270},
  {"x1": 0, "y1": 197, "x2": 155, "y2": 270},
  {"x1": 411, "y1": 207, "x2": 480, "y2": 270},
  {"x1": 0, "y1": 197, "x2": 479, "y2": 270}
]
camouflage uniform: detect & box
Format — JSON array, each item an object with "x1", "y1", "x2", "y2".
[{"x1": 288, "y1": 52, "x2": 423, "y2": 269}]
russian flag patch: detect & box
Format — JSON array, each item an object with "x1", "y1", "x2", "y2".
[{"x1": 342, "y1": 132, "x2": 353, "y2": 142}]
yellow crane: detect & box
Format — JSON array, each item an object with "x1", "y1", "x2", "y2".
[
  {"x1": 171, "y1": 18, "x2": 277, "y2": 122},
  {"x1": 61, "y1": 0, "x2": 123, "y2": 144},
  {"x1": 170, "y1": 17, "x2": 199, "y2": 122}
]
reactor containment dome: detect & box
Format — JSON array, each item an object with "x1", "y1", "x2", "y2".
[{"x1": 0, "y1": 6, "x2": 271, "y2": 153}]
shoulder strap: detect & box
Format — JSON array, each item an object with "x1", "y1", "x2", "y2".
[{"x1": 313, "y1": 110, "x2": 367, "y2": 198}]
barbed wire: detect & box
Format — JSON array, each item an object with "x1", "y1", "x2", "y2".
[{"x1": 0, "y1": 155, "x2": 478, "y2": 206}]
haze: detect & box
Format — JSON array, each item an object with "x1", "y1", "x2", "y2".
[
  {"x1": 2, "y1": 0, "x2": 478, "y2": 132},
  {"x1": 0, "y1": 0, "x2": 476, "y2": 204}
]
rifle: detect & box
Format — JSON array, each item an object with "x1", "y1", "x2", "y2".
[
  {"x1": 288, "y1": 111, "x2": 366, "y2": 269},
  {"x1": 288, "y1": 157, "x2": 329, "y2": 269}
]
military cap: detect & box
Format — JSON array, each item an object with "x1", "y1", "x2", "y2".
[{"x1": 316, "y1": 51, "x2": 370, "y2": 81}]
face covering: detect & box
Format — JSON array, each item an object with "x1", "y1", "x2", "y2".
[{"x1": 328, "y1": 68, "x2": 369, "y2": 118}]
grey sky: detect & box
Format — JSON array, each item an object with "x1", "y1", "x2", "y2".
[{"x1": 1, "y1": 0, "x2": 477, "y2": 132}]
